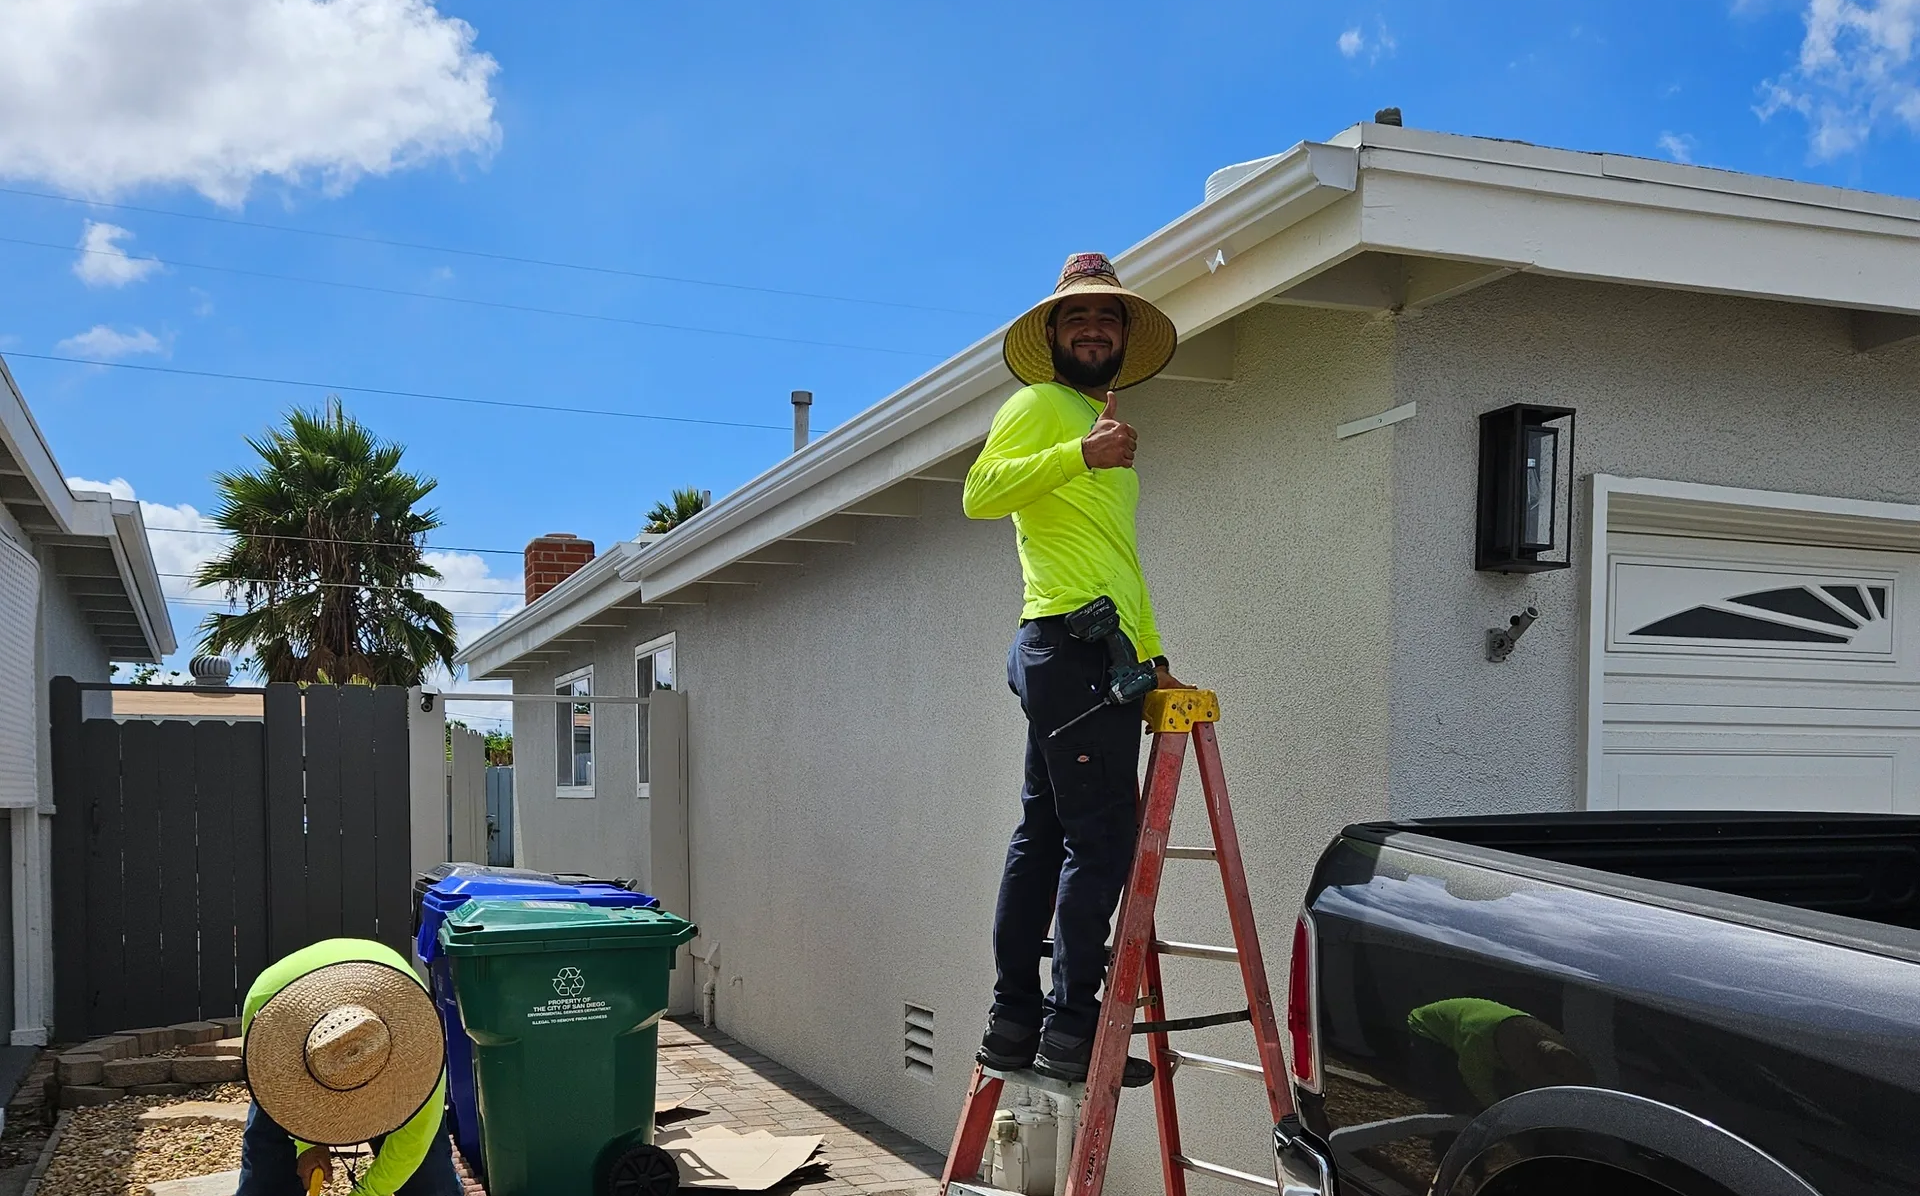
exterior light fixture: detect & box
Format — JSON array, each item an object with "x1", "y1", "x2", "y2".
[{"x1": 1476, "y1": 403, "x2": 1575, "y2": 573}]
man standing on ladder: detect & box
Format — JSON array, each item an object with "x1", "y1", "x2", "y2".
[{"x1": 962, "y1": 252, "x2": 1186, "y2": 1086}]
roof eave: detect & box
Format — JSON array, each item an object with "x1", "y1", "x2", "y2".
[{"x1": 0, "y1": 356, "x2": 78, "y2": 535}]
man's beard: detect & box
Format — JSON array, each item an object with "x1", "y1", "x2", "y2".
[{"x1": 1052, "y1": 338, "x2": 1124, "y2": 389}]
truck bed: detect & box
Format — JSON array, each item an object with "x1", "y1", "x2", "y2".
[{"x1": 1352, "y1": 810, "x2": 1920, "y2": 935}]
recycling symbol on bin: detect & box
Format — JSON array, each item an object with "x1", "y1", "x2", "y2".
[{"x1": 552, "y1": 966, "x2": 586, "y2": 997}]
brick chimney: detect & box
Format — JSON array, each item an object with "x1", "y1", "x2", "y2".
[{"x1": 525, "y1": 533, "x2": 595, "y2": 604}]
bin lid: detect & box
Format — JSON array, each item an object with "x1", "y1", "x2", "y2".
[
  {"x1": 416, "y1": 878, "x2": 657, "y2": 964},
  {"x1": 437, "y1": 898, "x2": 694, "y2": 956}
]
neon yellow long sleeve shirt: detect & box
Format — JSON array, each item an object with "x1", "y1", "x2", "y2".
[
  {"x1": 963, "y1": 382, "x2": 1162, "y2": 661},
  {"x1": 242, "y1": 939, "x2": 447, "y2": 1196}
]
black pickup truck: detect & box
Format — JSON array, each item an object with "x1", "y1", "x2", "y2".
[{"x1": 1271, "y1": 813, "x2": 1920, "y2": 1196}]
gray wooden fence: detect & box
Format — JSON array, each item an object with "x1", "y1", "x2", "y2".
[
  {"x1": 50, "y1": 677, "x2": 414, "y2": 1039},
  {"x1": 485, "y1": 765, "x2": 513, "y2": 866}
]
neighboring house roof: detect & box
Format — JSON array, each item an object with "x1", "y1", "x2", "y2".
[
  {"x1": 0, "y1": 357, "x2": 176, "y2": 663},
  {"x1": 458, "y1": 121, "x2": 1920, "y2": 681}
]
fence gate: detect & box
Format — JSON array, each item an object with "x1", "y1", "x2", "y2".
[{"x1": 50, "y1": 678, "x2": 415, "y2": 1039}]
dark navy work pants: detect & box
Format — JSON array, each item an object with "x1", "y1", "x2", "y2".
[
  {"x1": 235, "y1": 1101, "x2": 463, "y2": 1196},
  {"x1": 990, "y1": 616, "x2": 1145, "y2": 1042}
]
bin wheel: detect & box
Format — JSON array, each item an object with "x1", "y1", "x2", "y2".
[{"x1": 607, "y1": 1143, "x2": 679, "y2": 1196}]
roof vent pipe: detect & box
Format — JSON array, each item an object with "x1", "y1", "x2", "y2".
[{"x1": 791, "y1": 390, "x2": 812, "y2": 453}]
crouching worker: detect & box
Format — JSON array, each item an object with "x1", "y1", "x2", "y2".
[{"x1": 238, "y1": 938, "x2": 461, "y2": 1196}]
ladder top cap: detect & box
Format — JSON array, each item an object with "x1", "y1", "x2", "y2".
[{"x1": 1144, "y1": 688, "x2": 1220, "y2": 732}]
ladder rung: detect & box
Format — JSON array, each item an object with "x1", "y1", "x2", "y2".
[
  {"x1": 1164, "y1": 1049, "x2": 1266, "y2": 1080},
  {"x1": 1164, "y1": 845, "x2": 1217, "y2": 861},
  {"x1": 1153, "y1": 939, "x2": 1238, "y2": 962},
  {"x1": 1173, "y1": 1155, "x2": 1280, "y2": 1191}
]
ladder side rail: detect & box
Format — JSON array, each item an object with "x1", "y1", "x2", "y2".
[
  {"x1": 1141, "y1": 925, "x2": 1188, "y2": 1196},
  {"x1": 941, "y1": 1065, "x2": 1007, "y2": 1193},
  {"x1": 1192, "y1": 722, "x2": 1292, "y2": 1123}
]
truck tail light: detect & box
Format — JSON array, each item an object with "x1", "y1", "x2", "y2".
[{"x1": 1287, "y1": 909, "x2": 1322, "y2": 1093}]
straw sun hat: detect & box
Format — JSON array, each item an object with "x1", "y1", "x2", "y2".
[
  {"x1": 1002, "y1": 253, "x2": 1178, "y2": 391},
  {"x1": 245, "y1": 960, "x2": 445, "y2": 1146}
]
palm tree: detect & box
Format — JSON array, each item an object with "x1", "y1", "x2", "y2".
[
  {"x1": 643, "y1": 487, "x2": 710, "y2": 534},
  {"x1": 196, "y1": 398, "x2": 458, "y2": 685}
]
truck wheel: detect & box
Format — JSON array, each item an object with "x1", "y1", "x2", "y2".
[{"x1": 606, "y1": 1143, "x2": 680, "y2": 1196}]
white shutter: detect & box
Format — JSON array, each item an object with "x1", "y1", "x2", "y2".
[{"x1": 0, "y1": 536, "x2": 40, "y2": 809}]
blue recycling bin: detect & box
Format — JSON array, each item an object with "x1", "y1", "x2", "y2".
[{"x1": 414, "y1": 865, "x2": 658, "y2": 1178}]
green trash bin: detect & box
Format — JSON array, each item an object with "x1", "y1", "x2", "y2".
[{"x1": 439, "y1": 897, "x2": 697, "y2": 1196}]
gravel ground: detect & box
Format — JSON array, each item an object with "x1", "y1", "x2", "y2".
[{"x1": 35, "y1": 1083, "x2": 367, "y2": 1196}]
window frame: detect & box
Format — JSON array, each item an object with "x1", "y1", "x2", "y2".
[
  {"x1": 633, "y1": 633, "x2": 677, "y2": 799},
  {"x1": 555, "y1": 664, "x2": 595, "y2": 799}
]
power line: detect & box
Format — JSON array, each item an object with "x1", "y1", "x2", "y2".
[
  {"x1": 159, "y1": 571, "x2": 523, "y2": 599},
  {"x1": 165, "y1": 595, "x2": 522, "y2": 619},
  {"x1": 147, "y1": 524, "x2": 530, "y2": 557},
  {"x1": 1, "y1": 235, "x2": 942, "y2": 359},
  {"x1": 4, "y1": 352, "x2": 795, "y2": 430},
  {"x1": 0, "y1": 183, "x2": 995, "y2": 317}
]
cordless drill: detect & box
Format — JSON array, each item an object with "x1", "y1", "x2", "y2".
[{"x1": 1049, "y1": 596, "x2": 1157, "y2": 740}]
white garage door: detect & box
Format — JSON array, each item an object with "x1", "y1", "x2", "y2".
[
  {"x1": 1597, "y1": 532, "x2": 1920, "y2": 814},
  {"x1": 0, "y1": 534, "x2": 40, "y2": 809}
]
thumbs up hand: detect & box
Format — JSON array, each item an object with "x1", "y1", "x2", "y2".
[{"x1": 1081, "y1": 391, "x2": 1138, "y2": 470}]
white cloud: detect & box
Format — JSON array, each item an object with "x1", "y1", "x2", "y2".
[
  {"x1": 1657, "y1": 131, "x2": 1699, "y2": 162},
  {"x1": 73, "y1": 221, "x2": 163, "y2": 287},
  {"x1": 1337, "y1": 20, "x2": 1398, "y2": 65},
  {"x1": 189, "y1": 287, "x2": 215, "y2": 317},
  {"x1": 56, "y1": 325, "x2": 165, "y2": 359},
  {"x1": 0, "y1": 0, "x2": 500, "y2": 206},
  {"x1": 1757, "y1": 0, "x2": 1920, "y2": 159}
]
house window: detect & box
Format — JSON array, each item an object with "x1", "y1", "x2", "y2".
[
  {"x1": 635, "y1": 634, "x2": 676, "y2": 798},
  {"x1": 555, "y1": 666, "x2": 593, "y2": 795}
]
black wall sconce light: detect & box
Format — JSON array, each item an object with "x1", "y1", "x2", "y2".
[{"x1": 1476, "y1": 403, "x2": 1575, "y2": 573}]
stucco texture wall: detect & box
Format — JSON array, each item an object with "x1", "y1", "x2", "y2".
[
  {"x1": 510, "y1": 637, "x2": 653, "y2": 884},
  {"x1": 1386, "y1": 274, "x2": 1920, "y2": 817},
  {"x1": 503, "y1": 303, "x2": 1401, "y2": 1189}
]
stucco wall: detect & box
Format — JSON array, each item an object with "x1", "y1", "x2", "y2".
[
  {"x1": 509, "y1": 302, "x2": 1400, "y2": 1188},
  {"x1": 510, "y1": 641, "x2": 653, "y2": 884},
  {"x1": 1386, "y1": 274, "x2": 1920, "y2": 817}
]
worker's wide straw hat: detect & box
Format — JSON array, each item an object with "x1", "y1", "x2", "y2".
[
  {"x1": 1002, "y1": 253, "x2": 1178, "y2": 391},
  {"x1": 245, "y1": 959, "x2": 444, "y2": 1146}
]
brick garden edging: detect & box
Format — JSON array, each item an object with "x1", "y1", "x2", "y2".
[{"x1": 50, "y1": 1019, "x2": 245, "y2": 1109}]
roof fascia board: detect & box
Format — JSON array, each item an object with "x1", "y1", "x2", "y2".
[
  {"x1": 109, "y1": 498, "x2": 176, "y2": 658},
  {"x1": 454, "y1": 543, "x2": 638, "y2": 677},
  {"x1": 0, "y1": 357, "x2": 76, "y2": 533},
  {"x1": 1355, "y1": 158, "x2": 1920, "y2": 317},
  {"x1": 634, "y1": 140, "x2": 1359, "y2": 589},
  {"x1": 1355, "y1": 122, "x2": 1920, "y2": 226},
  {"x1": 1362, "y1": 142, "x2": 1919, "y2": 241},
  {"x1": 61, "y1": 493, "x2": 171, "y2": 662}
]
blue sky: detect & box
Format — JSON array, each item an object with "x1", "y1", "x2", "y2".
[{"x1": 1, "y1": 0, "x2": 1916, "y2": 720}]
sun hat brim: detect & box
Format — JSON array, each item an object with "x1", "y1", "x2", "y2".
[
  {"x1": 1002, "y1": 285, "x2": 1178, "y2": 391},
  {"x1": 245, "y1": 960, "x2": 444, "y2": 1146}
]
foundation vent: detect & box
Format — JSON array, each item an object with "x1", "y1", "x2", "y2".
[{"x1": 904, "y1": 1003, "x2": 935, "y2": 1081}]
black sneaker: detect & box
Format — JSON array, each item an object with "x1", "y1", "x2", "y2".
[
  {"x1": 976, "y1": 1017, "x2": 1039, "y2": 1071},
  {"x1": 1032, "y1": 1032, "x2": 1155, "y2": 1087}
]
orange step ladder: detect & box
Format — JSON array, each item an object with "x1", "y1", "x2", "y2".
[{"x1": 941, "y1": 688, "x2": 1294, "y2": 1196}]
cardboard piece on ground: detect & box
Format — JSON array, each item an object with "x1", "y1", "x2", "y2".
[
  {"x1": 138, "y1": 1101, "x2": 250, "y2": 1125},
  {"x1": 656, "y1": 1087, "x2": 707, "y2": 1114},
  {"x1": 657, "y1": 1124, "x2": 824, "y2": 1190},
  {"x1": 145, "y1": 1171, "x2": 241, "y2": 1196}
]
